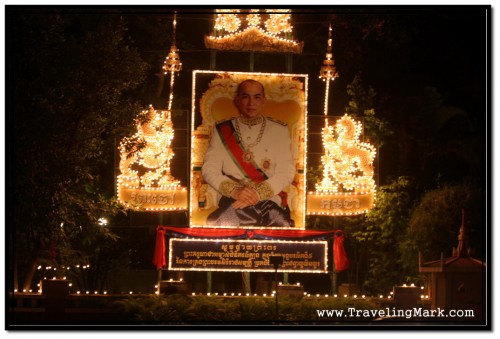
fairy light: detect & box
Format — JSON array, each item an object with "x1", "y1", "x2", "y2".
[
  {"x1": 168, "y1": 238, "x2": 327, "y2": 273},
  {"x1": 117, "y1": 15, "x2": 187, "y2": 211},
  {"x1": 214, "y1": 9, "x2": 241, "y2": 33},
  {"x1": 206, "y1": 9, "x2": 303, "y2": 53},
  {"x1": 246, "y1": 9, "x2": 261, "y2": 27},
  {"x1": 318, "y1": 24, "x2": 338, "y2": 82},
  {"x1": 307, "y1": 25, "x2": 376, "y2": 217},
  {"x1": 307, "y1": 115, "x2": 377, "y2": 216}
]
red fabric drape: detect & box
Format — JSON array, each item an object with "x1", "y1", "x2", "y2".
[
  {"x1": 154, "y1": 226, "x2": 351, "y2": 272},
  {"x1": 333, "y1": 230, "x2": 350, "y2": 272},
  {"x1": 152, "y1": 226, "x2": 167, "y2": 270}
]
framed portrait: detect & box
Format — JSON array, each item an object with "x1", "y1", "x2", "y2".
[{"x1": 190, "y1": 71, "x2": 308, "y2": 229}]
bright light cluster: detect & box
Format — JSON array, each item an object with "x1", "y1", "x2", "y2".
[
  {"x1": 214, "y1": 9, "x2": 242, "y2": 32},
  {"x1": 319, "y1": 24, "x2": 338, "y2": 81},
  {"x1": 214, "y1": 9, "x2": 292, "y2": 36},
  {"x1": 116, "y1": 16, "x2": 187, "y2": 211},
  {"x1": 306, "y1": 115, "x2": 376, "y2": 216},
  {"x1": 118, "y1": 106, "x2": 179, "y2": 189},
  {"x1": 163, "y1": 45, "x2": 182, "y2": 75},
  {"x1": 163, "y1": 14, "x2": 182, "y2": 75},
  {"x1": 117, "y1": 106, "x2": 188, "y2": 211},
  {"x1": 206, "y1": 9, "x2": 303, "y2": 53},
  {"x1": 316, "y1": 114, "x2": 376, "y2": 194}
]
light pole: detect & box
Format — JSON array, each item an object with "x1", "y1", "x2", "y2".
[{"x1": 269, "y1": 255, "x2": 284, "y2": 319}]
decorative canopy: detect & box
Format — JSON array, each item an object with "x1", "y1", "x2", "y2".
[{"x1": 205, "y1": 9, "x2": 304, "y2": 54}]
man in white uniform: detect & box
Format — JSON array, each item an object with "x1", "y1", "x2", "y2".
[{"x1": 201, "y1": 79, "x2": 295, "y2": 227}]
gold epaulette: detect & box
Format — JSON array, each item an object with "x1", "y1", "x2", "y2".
[{"x1": 266, "y1": 116, "x2": 287, "y2": 126}]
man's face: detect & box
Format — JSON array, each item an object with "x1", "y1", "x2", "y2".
[{"x1": 234, "y1": 81, "x2": 266, "y2": 119}]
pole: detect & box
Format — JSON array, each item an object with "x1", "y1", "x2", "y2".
[
  {"x1": 243, "y1": 271, "x2": 251, "y2": 294},
  {"x1": 274, "y1": 266, "x2": 278, "y2": 319},
  {"x1": 206, "y1": 271, "x2": 212, "y2": 294}
]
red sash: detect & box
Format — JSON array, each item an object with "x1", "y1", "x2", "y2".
[{"x1": 216, "y1": 120, "x2": 268, "y2": 184}]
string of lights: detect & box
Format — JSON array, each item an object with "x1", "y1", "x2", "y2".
[{"x1": 117, "y1": 14, "x2": 188, "y2": 211}]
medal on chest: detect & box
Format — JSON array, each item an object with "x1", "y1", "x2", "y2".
[
  {"x1": 235, "y1": 117, "x2": 266, "y2": 164},
  {"x1": 261, "y1": 157, "x2": 271, "y2": 170},
  {"x1": 242, "y1": 150, "x2": 254, "y2": 163}
]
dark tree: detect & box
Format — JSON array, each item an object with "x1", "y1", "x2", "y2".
[{"x1": 8, "y1": 10, "x2": 150, "y2": 290}]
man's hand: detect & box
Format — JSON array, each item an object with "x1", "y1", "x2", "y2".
[{"x1": 231, "y1": 187, "x2": 259, "y2": 209}]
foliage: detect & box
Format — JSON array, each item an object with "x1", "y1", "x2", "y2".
[
  {"x1": 112, "y1": 294, "x2": 379, "y2": 324},
  {"x1": 403, "y1": 181, "x2": 485, "y2": 265},
  {"x1": 345, "y1": 73, "x2": 393, "y2": 147},
  {"x1": 347, "y1": 177, "x2": 416, "y2": 294},
  {"x1": 10, "y1": 12, "x2": 149, "y2": 290}
]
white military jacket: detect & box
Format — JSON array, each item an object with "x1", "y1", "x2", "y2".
[{"x1": 201, "y1": 116, "x2": 295, "y2": 206}]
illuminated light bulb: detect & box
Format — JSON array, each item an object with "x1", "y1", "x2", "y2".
[
  {"x1": 116, "y1": 16, "x2": 187, "y2": 212},
  {"x1": 206, "y1": 9, "x2": 303, "y2": 53}
]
